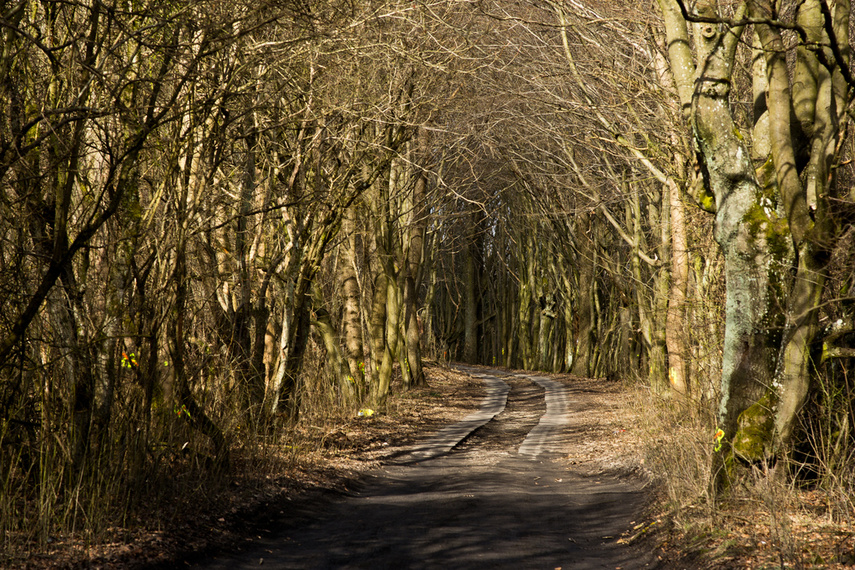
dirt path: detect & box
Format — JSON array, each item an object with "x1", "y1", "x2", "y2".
[{"x1": 187, "y1": 367, "x2": 659, "y2": 569}]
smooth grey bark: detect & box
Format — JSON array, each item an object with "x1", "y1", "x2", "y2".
[
  {"x1": 657, "y1": 1, "x2": 784, "y2": 488},
  {"x1": 656, "y1": 0, "x2": 849, "y2": 489}
]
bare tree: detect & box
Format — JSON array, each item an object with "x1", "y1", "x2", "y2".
[{"x1": 656, "y1": 0, "x2": 855, "y2": 490}]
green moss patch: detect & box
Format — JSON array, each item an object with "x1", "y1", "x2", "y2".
[{"x1": 732, "y1": 391, "x2": 777, "y2": 462}]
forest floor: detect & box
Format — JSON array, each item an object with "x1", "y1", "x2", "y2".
[{"x1": 15, "y1": 364, "x2": 855, "y2": 568}]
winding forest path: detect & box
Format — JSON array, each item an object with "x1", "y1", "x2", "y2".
[{"x1": 189, "y1": 367, "x2": 658, "y2": 569}]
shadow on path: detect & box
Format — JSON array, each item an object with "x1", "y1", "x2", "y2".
[{"x1": 189, "y1": 368, "x2": 659, "y2": 569}]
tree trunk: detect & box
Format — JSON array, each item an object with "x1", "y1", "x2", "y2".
[
  {"x1": 402, "y1": 172, "x2": 427, "y2": 386},
  {"x1": 666, "y1": 176, "x2": 689, "y2": 396},
  {"x1": 517, "y1": 235, "x2": 535, "y2": 370},
  {"x1": 170, "y1": 239, "x2": 229, "y2": 469},
  {"x1": 279, "y1": 277, "x2": 312, "y2": 422},
  {"x1": 571, "y1": 225, "x2": 594, "y2": 377},
  {"x1": 539, "y1": 293, "x2": 556, "y2": 371},
  {"x1": 339, "y1": 205, "x2": 366, "y2": 397},
  {"x1": 402, "y1": 268, "x2": 424, "y2": 386},
  {"x1": 369, "y1": 272, "x2": 388, "y2": 378},
  {"x1": 311, "y1": 291, "x2": 357, "y2": 405},
  {"x1": 374, "y1": 275, "x2": 400, "y2": 405},
  {"x1": 658, "y1": 0, "x2": 791, "y2": 490},
  {"x1": 463, "y1": 234, "x2": 479, "y2": 364},
  {"x1": 696, "y1": 38, "x2": 786, "y2": 475},
  {"x1": 560, "y1": 267, "x2": 576, "y2": 373}
]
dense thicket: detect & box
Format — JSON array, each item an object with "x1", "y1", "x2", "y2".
[
  {"x1": 0, "y1": 0, "x2": 458, "y2": 548},
  {"x1": 1, "y1": 0, "x2": 854, "y2": 556}
]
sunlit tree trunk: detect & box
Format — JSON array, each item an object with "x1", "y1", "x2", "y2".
[
  {"x1": 658, "y1": 1, "x2": 782, "y2": 487},
  {"x1": 666, "y1": 176, "x2": 690, "y2": 396},
  {"x1": 366, "y1": 162, "x2": 399, "y2": 404},
  {"x1": 751, "y1": 0, "x2": 844, "y2": 454},
  {"x1": 311, "y1": 284, "x2": 357, "y2": 404},
  {"x1": 339, "y1": 205, "x2": 366, "y2": 397},
  {"x1": 656, "y1": 0, "x2": 848, "y2": 490}
]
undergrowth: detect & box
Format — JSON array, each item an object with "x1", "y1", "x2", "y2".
[
  {"x1": 0, "y1": 357, "x2": 468, "y2": 568},
  {"x1": 634, "y1": 384, "x2": 855, "y2": 568}
]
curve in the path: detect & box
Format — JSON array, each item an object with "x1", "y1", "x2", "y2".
[
  {"x1": 402, "y1": 366, "x2": 509, "y2": 461},
  {"x1": 517, "y1": 374, "x2": 570, "y2": 457}
]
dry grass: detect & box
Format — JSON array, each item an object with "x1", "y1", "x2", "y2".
[
  {"x1": 13, "y1": 363, "x2": 855, "y2": 569},
  {"x1": 5, "y1": 363, "x2": 483, "y2": 569},
  {"x1": 631, "y1": 386, "x2": 855, "y2": 569}
]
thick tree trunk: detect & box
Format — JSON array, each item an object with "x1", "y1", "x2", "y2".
[
  {"x1": 772, "y1": 246, "x2": 826, "y2": 445},
  {"x1": 694, "y1": 69, "x2": 787, "y2": 475},
  {"x1": 768, "y1": 0, "x2": 845, "y2": 453},
  {"x1": 658, "y1": 0, "x2": 791, "y2": 490}
]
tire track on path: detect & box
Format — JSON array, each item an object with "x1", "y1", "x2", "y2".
[
  {"x1": 518, "y1": 374, "x2": 570, "y2": 457},
  {"x1": 401, "y1": 366, "x2": 510, "y2": 461},
  {"x1": 187, "y1": 367, "x2": 659, "y2": 570}
]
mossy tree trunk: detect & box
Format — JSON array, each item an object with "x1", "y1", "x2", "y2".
[
  {"x1": 659, "y1": 0, "x2": 787, "y2": 489},
  {"x1": 747, "y1": 0, "x2": 845, "y2": 456},
  {"x1": 656, "y1": 0, "x2": 849, "y2": 491},
  {"x1": 365, "y1": 159, "x2": 399, "y2": 405},
  {"x1": 311, "y1": 284, "x2": 358, "y2": 405}
]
